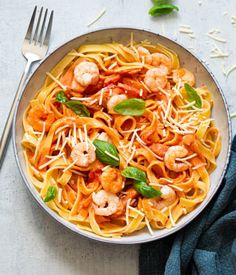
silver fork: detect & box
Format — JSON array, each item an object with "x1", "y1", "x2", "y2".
[{"x1": 0, "y1": 6, "x2": 53, "y2": 167}]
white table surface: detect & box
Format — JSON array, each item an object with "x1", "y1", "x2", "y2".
[{"x1": 0, "y1": 0, "x2": 236, "y2": 274}]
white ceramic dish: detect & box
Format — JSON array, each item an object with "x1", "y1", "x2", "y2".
[{"x1": 13, "y1": 28, "x2": 231, "y2": 244}]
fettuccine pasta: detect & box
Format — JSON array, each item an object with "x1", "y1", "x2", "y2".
[{"x1": 21, "y1": 37, "x2": 221, "y2": 237}]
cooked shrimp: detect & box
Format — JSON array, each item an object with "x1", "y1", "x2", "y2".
[
  {"x1": 155, "y1": 186, "x2": 176, "y2": 210},
  {"x1": 144, "y1": 68, "x2": 168, "y2": 92},
  {"x1": 101, "y1": 167, "x2": 124, "y2": 193},
  {"x1": 92, "y1": 190, "x2": 119, "y2": 216},
  {"x1": 71, "y1": 142, "x2": 96, "y2": 167},
  {"x1": 138, "y1": 46, "x2": 152, "y2": 65},
  {"x1": 107, "y1": 94, "x2": 127, "y2": 113},
  {"x1": 74, "y1": 61, "x2": 99, "y2": 87},
  {"x1": 172, "y1": 68, "x2": 195, "y2": 86},
  {"x1": 150, "y1": 143, "x2": 169, "y2": 157},
  {"x1": 27, "y1": 104, "x2": 55, "y2": 132},
  {"x1": 151, "y1": 53, "x2": 172, "y2": 71},
  {"x1": 97, "y1": 132, "x2": 112, "y2": 143},
  {"x1": 164, "y1": 145, "x2": 189, "y2": 172}
]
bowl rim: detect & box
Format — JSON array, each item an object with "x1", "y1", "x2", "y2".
[{"x1": 12, "y1": 27, "x2": 232, "y2": 245}]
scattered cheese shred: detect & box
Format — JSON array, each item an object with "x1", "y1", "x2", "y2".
[
  {"x1": 39, "y1": 153, "x2": 64, "y2": 170},
  {"x1": 210, "y1": 45, "x2": 229, "y2": 58},
  {"x1": 145, "y1": 217, "x2": 154, "y2": 235},
  {"x1": 63, "y1": 158, "x2": 79, "y2": 173},
  {"x1": 33, "y1": 122, "x2": 45, "y2": 162},
  {"x1": 55, "y1": 124, "x2": 70, "y2": 135},
  {"x1": 46, "y1": 72, "x2": 67, "y2": 90},
  {"x1": 104, "y1": 150, "x2": 119, "y2": 161},
  {"x1": 99, "y1": 88, "x2": 104, "y2": 105},
  {"x1": 207, "y1": 30, "x2": 226, "y2": 43},
  {"x1": 231, "y1": 15, "x2": 236, "y2": 26},
  {"x1": 169, "y1": 207, "x2": 176, "y2": 227},
  {"x1": 87, "y1": 8, "x2": 106, "y2": 27},
  {"x1": 192, "y1": 163, "x2": 207, "y2": 170},
  {"x1": 58, "y1": 188, "x2": 62, "y2": 203},
  {"x1": 230, "y1": 112, "x2": 236, "y2": 118},
  {"x1": 83, "y1": 125, "x2": 89, "y2": 151},
  {"x1": 101, "y1": 165, "x2": 110, "y2": 171}
]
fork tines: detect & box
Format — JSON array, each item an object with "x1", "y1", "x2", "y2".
[{"x1": 25, "y1": 6, "x2": 53, "y2": 47}]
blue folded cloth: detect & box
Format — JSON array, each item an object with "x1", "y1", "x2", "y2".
[{"x1": 140, "y1": 136, "x2": 236, "y2": 275}]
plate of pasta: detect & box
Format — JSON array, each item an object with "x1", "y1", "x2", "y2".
[{"x1": 13, "y1": 28, "x2": 231, "y2": 244}]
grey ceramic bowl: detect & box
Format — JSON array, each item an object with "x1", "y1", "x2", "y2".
[{"x1": 13, "y1": 28, "x2": 231, "y2": 244}]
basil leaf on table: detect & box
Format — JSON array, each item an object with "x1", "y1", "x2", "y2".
[
  {"x1": 113, "y1": 98, "x2": 145, "y2": 116},
  {"x1": 184, "y1": 83, "x2": 202, "y2": 109},
  {"x1": 93, "y1": 139, "x2": 120, "y2": 167},
  {"x1": 44, "y1": 186, "x2": 57, "y2": 202},
  {"x1": 149, "y1": 4, "x2": 179, "y2": 16},
  {"x1": 122, "y1": 166, "x2": 146, "y2": 182},
  {"x1": 56, "y1": 91, "x2": 90, "y2": 117},
  {"x1": 134, "y1": 181, "x2": 162, "y2": 198}
]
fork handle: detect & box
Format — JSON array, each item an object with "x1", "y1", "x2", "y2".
[{"x1": 0, "y1": 60, "x2": 33, "y2": 168}]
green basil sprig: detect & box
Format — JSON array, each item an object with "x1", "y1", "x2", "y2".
[
  {"x1": 44, "y1": 186, "x2": 57, "y2": 202},
  {"x1": 56, "y1": 91, "x2": 90, "y2": 117},
  {"x1": 113, "y1": 98, "x2": 145, "y2": 116},
  {"x1": 134, "y1": 181, "x2": 162, "y2": 198},
  {"x1": 93, "y1": 139, "x2": 120, "y2": 167},
  {"x1": 149, "y1": 0, "x2": 179, "y2": 16},
  {"x1": 122, "y1": 166, "x2": 161, "y2": 198},
  {"x1": 184, "y1": 83, "x2": 202, "y2": 109},
  {"x1": 122, "y1": 166, "x2": 146, "y2": 182}
]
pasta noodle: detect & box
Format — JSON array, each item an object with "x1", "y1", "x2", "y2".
[{"x1": 21, "y1": 37, "x2": 221, "y2": 238}]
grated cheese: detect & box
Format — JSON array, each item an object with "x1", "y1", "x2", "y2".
[
  {"x1": 231, "y1": 15, "x2": 236, "y2": 26},
  {"x1": 125, "y1": 198, "x2": 131, "y2": 225},
  {"x1": 128, "y1": 205, "x2": 145, "y2": 217},
  {"x1": 55, "y1": 124, "x2": 70, "y2": 135},
  {"x1": 87, "y1": 8, "x2": 106, "y2": 27},
  {"x1": 39, "y1": 153, "x2": 64, "y2": 170},
  {"x1": 145, "y1": 217, "x2": 154, "y2": 235},
  {"x1": 130, "y1": 32, "x2": 134, "y2": 48},
  {"x1": 59, "y1": 138, "x2": 68, "y2": 155},
  {"x1": 126, "y1": 146, "x2": 136, "y2": 164},
  {"x1": 169, "y1": 184, "x2": 184, "y2": 192},
  {"x1": 128, "y1": 130, "x2": 137, "y2": 152},
  {"x1": 207, "y1": 30, "x2": 226, "y2": 43},
  {"x1": 108, "y1": 62, "x2": 117, "y2": 70},
  {"x1": 78, "y1": 128, "x2": 83, "y2": 142},
  {"x1": 136, "y1": 137, "x2": 163, "y2": 161},
  {"x1": 104, "y1": 54, "x2": 117, "y2": 61},
  {"x1": 46, "y1": 72, "x2": 67, "y2": 90},
  {"x1": 104, "y1": 150, "x2": 119, "y2": 161},
  {"x1": 169, "y1": 207, "x2": 176, "y2": 227},
  {"x1": 161, "y1": 207, "x2": 168, "y2": 213},
  {"x1": 33, "y1": 122, "x2": 46, "y2": 162},
  {"x1": 83, "y1": 125, "x2": 89, "y2": 151},
  {"x1": 99, "y1": 88, "x2": 104, "y2": 105},
  {"x1": 225, "y1": 64, "x2": 236, "y2": 77},
  {"x1": 140, "y1": 80, "x2": 151, "y2": 93},
  {"x1": 73, "y1": 123, "x2": 77, "y2": 147},
  {"x1": 139, "y1": 88, "x2": 143, "y2": 97},
  {"x1": 101, "y1": 165, "x2": 110, "y2": 171},
  {"x1": 58, "y1": 188, "x2": 62, "y2": 203},
  {"x1": 63, "y1": 158, "x2": 79, "y2": 172},
  {"x1": 192, "y1": 163, "x2": 207, "y2": 170},
  {"x1": 210, "y1": 45, "x2": 229, "y2": 58},
  {"x1": 109, "y1": 88, "x2": 113, "y2": 96},
  {"x1": 176, "y1": 153, "x2": 197, "y2": 162},
  {"x1": 159, "y1": 178, "x2": 173, "y2": 183},
  {"x1": 230, "y1": 112, "x2": 236, "y2": 118},
  {"x1": 70, "y1": 97, "x2": 91, "y2": 101},
  {"x1": 62, "y1": 154, "x2": 68, "y2": 164}
]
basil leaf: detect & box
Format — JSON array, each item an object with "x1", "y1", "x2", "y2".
[
  {"x1": 44, "y1": 186, "x2": 57, "y2": 202},
  {"x1": 149, "y1": 4, "x2": 179, "y2": 16},
  {"x1": 184, "y1": 83, "x2": 202, "y2": 109},
  {"x1": 113, "y1": 98, "x2": 145, "y2": 116},
  {"x1": 64, "y1": 101, "x2": 90, "y2": 117},
  {"x1": 122, "y1": 167, "x2": 146, "y2": 182},
  {"x1": 134, "y1": 181, "x2": 162, "y2": 198},
  {"x1": 56, "y1": 90, "x2": 67, "y2": 103},
  {"x1": 56, "y1": 91, "x2": 90, "y2": 117},
  {"x1": 93, "y1": 139, "x2": 120, "y2": 167}
]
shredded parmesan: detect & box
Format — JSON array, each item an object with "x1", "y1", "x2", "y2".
[
  {"x1": 39, "y1": 153, "x2": 64, "y2": 170},
  {"x1": 104, "y1": 54, "x2": 117, "y2": 61},
  {"x1": 139, "y1": 88, "x2": 143, "y2": 97},
  {"x1": 99, "y1": 88, "x2": 104, "y2": 105},
  {"x1": 33, "y1": 122, "x2": 46, "y2": 162},
  {"x1": 55, "y1": 125, "x2": 70, "y2": 135},
  {"x1": 87, "y1": 8, "x2": 106, "y2": 27},
  {"x1": 169, "y1": 184, "x2": 184, "y2": 192},
  {"x1": 145, "y1": 217, "x2": 154, "y2": 235},
  {"x1": 225, "y1": 64, "x2": 236, "y2": 77},
  {"x1": 126, "y1": 146, "x2": 136, "y2": 164},
  {"x1": 210, "y1": 45, "x2": 229, "y2": 58},
  {"x1": 104, "y1": 150, "x2": 119, "y2": 161},
  {"x1": 140, "y1": 80, "x2": 151, "y2": 93},
  {"x1": 63, "y1": 158, "x2": 79, "y2": 172},
  {"x1": 207, "y1": 30, "x2": 226, "y2": 43},
  {"x1": 231, "y1": 15, "x2": 236, "y2": 26},
  {"x1": 83, "y1": 125, "x2": 89, "y2": 151},
  {"x1": 46, "y1": 72, "x2": 66, "y2": 90},
  {"x1": 58, "y1": 188, "x2": 62, "y2": 203},
  {"x1": 70, "y1": 97, "x2": 91, "y2": 101},
  {"x1": 108, "y1": 62, "x2": 117, "y2": 70},
  {"x1": 125, "y1": 198, "x2": 131, "y2": 225},
  {"x1": 192, "y1": 163, "x2": 207, "y2": 170},
  {"x1": 169, "y1": 207, "x2": 176, "y2": 227},
  {"x1": 128, "y1": 205, "x2": 144, "y2": 217},
  {"x1": 101, "y1": 165, "x2": 110, "y2": 171},
  {"x1": 230, "y1": 112, "x2": 236, "y2": 118},
  {"x1": 78, "y1": 128, "x2": 83, "y2": 142},
  {"x1": 176, "y1": 153, "x2": 197, "y2": 161}
]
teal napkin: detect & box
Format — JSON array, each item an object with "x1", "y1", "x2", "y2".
[{"x1": 140, "y1": 136, "x2": 236, "y2": 275}]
